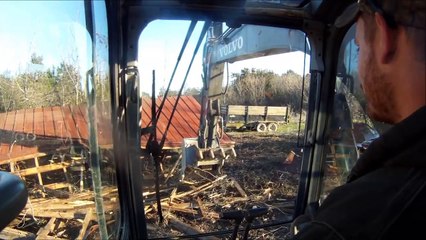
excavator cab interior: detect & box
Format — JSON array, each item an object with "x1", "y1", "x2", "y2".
[{"x1": 0, "y1": 0, "x2": 391, "y2": 239}]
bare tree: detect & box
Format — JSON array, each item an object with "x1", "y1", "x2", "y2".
[{"x1": 224, "y1": 68, "x2": 310, "y2": 113}]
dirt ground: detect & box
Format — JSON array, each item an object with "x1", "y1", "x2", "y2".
[
  {"x1": 2, "y1": 129, "x2": 303, "y2": 239},
  {"x1": 146, "y1": 130, "x2": 303, "y2": 239}
]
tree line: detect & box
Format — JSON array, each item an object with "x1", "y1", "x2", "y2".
[
  {"x1": 223, "y1": 68, "x2": 310, "y2": 113},
  {"x1": 150, "y1": 68, "x2": 309, "y2": 114},
  {"x1": 0, "y1": 54, "x2": 109, "y2": 112},
  {"x1": 1, "y1": 56, "x2": 308, "y2": 115}
]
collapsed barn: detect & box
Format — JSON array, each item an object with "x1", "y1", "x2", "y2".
[{"x1": 0, "y1": 96, "x2": 303, "y2": 239}]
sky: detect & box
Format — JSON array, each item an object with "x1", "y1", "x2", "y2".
[
  {"x1": 0, "y1": 1, "x2": 107, "y2": 77},
  {"x1": 138, "y1": 20, "x2": 310, "y2": 95},
  {"x1": 0, "y1": 2, "x2": 310, "y2": 96}
]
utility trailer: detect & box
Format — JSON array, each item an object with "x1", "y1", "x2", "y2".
[{"x1": 222, "y1": 105, "x2": 290, "y2": 132}]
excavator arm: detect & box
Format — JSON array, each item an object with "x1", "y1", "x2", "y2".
[{"x1": 199, "y1": 22, "x2": 309, "y2": 149}]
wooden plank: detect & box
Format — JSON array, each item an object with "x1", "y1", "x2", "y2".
[
  {"x1": 231, "y1": 177, "x2": 248, "y2": 198},
  {"x1": 23, "y1": 108, "x2": 34, "y2": 133},
  {"x1": 173, "y1": 175, "x2": 227, "y2": 199},
  {"x1": 25, "y1": 209, "x2": 77, "y2": 219},
  {"x1": 140, "y1": 97, "x2": 168, "y2": 147},
  {"x1": 62, "y1": 105, "x2": 80, "y2": 140},
  {"x1": 266, "y1": 106, "x2": 287, "y2": 116},
  {"x1": 37, "y1": 217, "x2": 56, "y2": 238},
  {"x1": 44, "y1": 182, "x2": 73, "y2": 190},
  {"x1": 167, "y1": 97, "x2": 194, "y2": 139},
  {"x1": 172, "y1": 96, "x2": 199, "y2": 132},
  {"x1": 0, "y1": 227, "x2": 35, "y2": 239},
  {"x1": 14, "y1": 110, "x2": 25, "y2": 132},
  {"x1": 22, "y1": 108, "x2": 36, "y2": 155},
  {"x1": 16, "y1": 162, "x2": 70, "y2": 176},
  {"x1": 33, "y1": 107, "x2": 45, "y2": 136},
  {"x1": 77, "y1": 208, "x2": 93, "y2": 240},
  {"x1": 96, "y1": 104, "x2": 113, "y2": 147},
  {"x1": 166, "y1": 97, "x2": 196, "y2": 138},
  {"x1": 140, "y1": 96, "x2": 233, "y2": 149},
  {"x1": 179, "y1": 97, "x2": 202, "y2": 138},
  {"x1": 247, "y1": 106, "x2": 266, "y2": 115},
  {"x1": 0, "y1": 111, "x2": 16, "y2": 156},
  {"x1": 72, "y1": 106, "x2": 88, "y2": 141},
  {"x1": 156, "y1": 97, "x2": 180, "y2": 145},
  {"x1": 0, "y1": 112, "x2": 7, "y2": 128},
  {"x1": 168, "y1": 215, "x2": 219, "y2": 240},
  {"x1": 161, "y1": 202, "x2": 197, "y2": 215},
  {"x1": 14, "y1": 109, "x2": 25, "y2": 153},
  {"x1": 0, "y1": 153, "x2": 47, "y2": 165},
  {"x1": 165, "y1": 154, "x2": 182, "y2": 183},
  {"x1": 78, "y1": 105, "x2": 88, "y2": 122},
  {"x1": 159, "y1": 97, "x2": 182, "y2": 143},
  {"x1": 227, "y1": 105, "x2": 288, "y2": 116},
  {"x1": 197, "y1": 159, "x2": 220, "y2": 166},
  {"x1": 52, "y1": 106, "x2": 67, "y2": 139},
  {"x1": 140, "y1": 97, "x2": 153, "y2": 128},
  {"x1": 140, "y1": 98, "x2": 155, "y2": 147},
  {"x1": 3, "y1": 110, "x2": 16, "y2": 131},
  {"x1": 77, "y1": 104, "x2": 90, "y2": 146},
  {"x1": 62, "y1": 164, "x2": 72, "y2": 193},
  {"x1": 196, "y1": 196, "x2": 206, "y2": 218},
  {"x1": 34, "y1": 157, "x2": 46, "y2": 197},
  {"x1": 0, "y1": 111, "x2": 9, "y2": 155},
  {"x1": 31, "y1": 200, "x2": 95, "y2": 211},
  {"x1": 182, "y1": 95, "x2": 202, "y2": 117},
  {"x1": 43, "y1": 106, "x2": 56, "y2": 137},
  {"x1": 227, "y1": 105, "x2": 247, "y2": 115}
]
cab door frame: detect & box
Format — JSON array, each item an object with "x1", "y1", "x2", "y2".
[{"x1": 103, "y1": 0, "x2": 359, "y2": 239}]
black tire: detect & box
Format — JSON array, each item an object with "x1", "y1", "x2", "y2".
[
  {"x1": 268, "y1": 123, "x2": 278, "y2": 132},
  {"x1": 256, "y1": 123, "x2": 267, "y2": 132}
]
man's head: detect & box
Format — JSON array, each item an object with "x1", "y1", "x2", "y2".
[{"x1": 348, "y1": 0, "x2": 425, "y2": 124}]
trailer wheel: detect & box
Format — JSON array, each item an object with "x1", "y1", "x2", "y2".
[
  {"x1": 256, "y1": 123, "x2": 267, "y2": 132},
  {"x1": 268, "y1": 123, "x2": 278, "y2": 132}
]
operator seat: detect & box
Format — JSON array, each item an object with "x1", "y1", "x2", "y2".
[{"x1": 0, "y1": 171, "x2": 28, "y2": 231}]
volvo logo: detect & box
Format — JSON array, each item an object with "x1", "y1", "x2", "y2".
[{"x1": 218, "y1": 36, "x2": 244, "y2": 58}]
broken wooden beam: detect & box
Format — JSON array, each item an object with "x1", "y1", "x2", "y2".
[
  {"x1": 164, "y1": 154, "x2": 182, "y2": 183},
  {"x1": 230, "y1": 177, "x2": 248, "y2": 198},
  {"x1": 0, "y1": 227, "x2": 35, "y2": 240},
  {"x1": 168, "y1": 215, "x2": 220, "y2": 240},
  {"x1": 173, "y1": 175, "x2": 227, "y2": 200},
  {"x1": 36, "y1": 217, "x2": 57, "y2": 239},
  {"x1": 16, "y1": 162, "x2": 70, "y2": 176},
  {"x1": 196, "y1": 197, "x2": 206, "y2": 218},
  {"x1": 77, "y1": 208, "x2": 93, "y2": 240}
]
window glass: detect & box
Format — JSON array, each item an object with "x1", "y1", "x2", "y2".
[
  {"x1": 319, "y1": 25, "x2": 389, "y2": 202},
  {"x1": 138, "y1": 20, "x2": 310, "y2": 238},
  {"x1": 0, "y1": 1, "x2": 119, "y2": 239}
]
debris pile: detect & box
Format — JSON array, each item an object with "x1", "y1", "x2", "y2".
[{"x1": 1, "y1": 132, "x2": 302, "y2": 239}]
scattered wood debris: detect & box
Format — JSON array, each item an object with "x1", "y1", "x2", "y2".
[{"x1": 1, "y1": 131, "x2": 302, "y2": 239}]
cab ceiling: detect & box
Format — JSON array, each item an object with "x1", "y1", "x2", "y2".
[{"x1": 120, "y1": 0, "x2": 354, "y2": 28}]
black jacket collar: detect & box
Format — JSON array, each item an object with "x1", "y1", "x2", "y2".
[{"x1": 348, "y1": 106, "x2": 426, "y2": 183}]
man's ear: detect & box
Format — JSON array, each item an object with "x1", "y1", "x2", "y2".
[{"x1": 374, "y1": 12, "x2": 397, "y2": 64}]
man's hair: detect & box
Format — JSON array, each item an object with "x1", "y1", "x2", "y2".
[{"x1": 362, "y1": 0, "x2": 425, "y2": 61}]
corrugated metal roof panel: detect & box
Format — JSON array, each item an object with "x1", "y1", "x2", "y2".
[{"x1": 0, "y1": 96, "x2": 234, "y2": 162}]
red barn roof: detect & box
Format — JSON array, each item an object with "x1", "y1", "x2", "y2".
[{"x1": 0, "y1": 96, "x2": 233, "y2": 163}]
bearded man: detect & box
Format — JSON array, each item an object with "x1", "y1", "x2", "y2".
[{"x1": 292, "y1": 0, "x2": 426, "y2": 239}]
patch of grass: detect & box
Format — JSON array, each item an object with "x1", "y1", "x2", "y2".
[
  {"x1": 224, "y1": 121, "x2": 245, "y2": 130},
  {"x1": 278, "y1": 121, "x2": 304, "y2": 133}
]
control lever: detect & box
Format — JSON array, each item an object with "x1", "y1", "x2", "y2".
[
  {"x1": 242, "y1": 207, "x2": 268, "y2": 240},
  {"x1": 220, "y1": 207, "x2": 269, "y2": 240},
  {"x1": 220, "y1": 210, "x2": 244, "y2": 240}
]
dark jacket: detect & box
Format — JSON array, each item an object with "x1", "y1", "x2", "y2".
[{"x1": 294, "y1": 106, "x2": 426, "y2": 240}]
